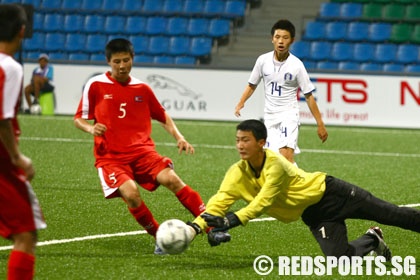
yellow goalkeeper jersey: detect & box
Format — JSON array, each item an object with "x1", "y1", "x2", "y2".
[{"x1": 194, "y1": 149, "x2": 326, "y2": 230}]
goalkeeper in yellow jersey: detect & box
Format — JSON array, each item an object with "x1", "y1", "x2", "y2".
[{"x1": 187, "y1": 119, "x2": 420, "y2": 260}]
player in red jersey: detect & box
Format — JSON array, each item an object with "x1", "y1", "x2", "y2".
[
  {"x1": 0, "y1": 4, "x2": 47, "y2": 279},
  {"x1": 74, "y1": 38, "x2": 205, "y2": 254}
]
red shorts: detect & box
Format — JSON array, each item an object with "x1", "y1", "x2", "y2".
[
  {"x1": 0, "y1": 164, "x2": 47, "y2": 239},
  {"x1": 97, "y1": 150, "x2": 173, "y2": 198}
]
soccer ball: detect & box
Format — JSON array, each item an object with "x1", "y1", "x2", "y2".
[
  {"x1": 30, "y1": 104, "x2": 42, "y2": 115},
  {"x1": 156, "y1": 219, "x2": 194, "y2": 255}
]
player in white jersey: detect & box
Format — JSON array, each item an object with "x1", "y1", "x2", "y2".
[{"x1": 235, "y1": 19, "x2": 328, "y2": 164}]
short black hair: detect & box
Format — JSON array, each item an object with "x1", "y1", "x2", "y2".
[
  {"x1": 0, "y1": 4, "x2": 27, "y2": 42},
  {"x1": 236, "y1": 119, "x2": 267, "y2": 141},
  {"x1": 271, "y1": 19, "x2": 295, "y2": 38},
  {"x1": 105, "y1": 38, "x2": 134, "y2": 61}
]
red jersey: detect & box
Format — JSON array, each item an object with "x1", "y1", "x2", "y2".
[
  {"x1": 0, "y1": 54, "x2": 46, "y2": 238},
  {"x1": 74, "y1": 72, "x2": 167, "y2": 166},
  {"x1": 0, "y1": 53, "x2": 22, "y2": 161}
]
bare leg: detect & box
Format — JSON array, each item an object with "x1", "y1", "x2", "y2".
[{"x1": 24, "y1": 84, "x2": 34, "y2": 107}]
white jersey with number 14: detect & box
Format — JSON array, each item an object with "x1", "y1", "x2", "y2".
[{"x1": 248, "y1": 51, "x2": 315, "y2": 114}]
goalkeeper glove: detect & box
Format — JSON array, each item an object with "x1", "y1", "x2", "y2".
[
  {"x1": 201, "y1": 212, "x2": 242, "y2": 231},
  {"x1": 207, "y1": 229, "x2": 231, "y2": 247}
]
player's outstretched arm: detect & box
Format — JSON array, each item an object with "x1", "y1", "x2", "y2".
[
  {"x1": 234, "y1": 84, "x2": 257, "y2": 117},
  {"x1": 187, "y1": 221, "x2": 231, "y2": 247},
  {"x1": 160, "y1": 112, "x2": 194, "y2": 154},
  {"x1": 304, "y1": 93, "x2": 328, "y2": 142},
  {"x1": 207, "y1": 229, "x2": 231, "y2": 246},
  {"x1": 201, "y1": 212, "x2": 242, "y2": 231},
  {"x1": 74, "y1": 118, "x2": 107, "y2": 136}
]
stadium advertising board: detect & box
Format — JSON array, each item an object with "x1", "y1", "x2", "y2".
[
  {"x1": 301, "y1": 74, "x2": 420, "y2": 129},
  {"x1": 23, "y1": 63, "x2": 420, "y2": 129}
]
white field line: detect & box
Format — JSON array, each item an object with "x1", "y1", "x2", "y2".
[
  {"x1": 18, "y1": 115, "x2": 420, "y2": 135},
  {"x1": 19, "y1": 137, "x2": 420, "y2": 158},
  {"x1": 1, "y1": 203, "x2": 419, "y2": 252}
]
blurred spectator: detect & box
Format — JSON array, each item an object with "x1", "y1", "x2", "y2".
[{"x1": 24, "y1": 53, "x2": 54, "y2": 111}]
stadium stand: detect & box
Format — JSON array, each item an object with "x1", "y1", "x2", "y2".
[
  {"x1": 390, "y1": 23, "x2": 414, "y2": 43},
  {"x1": 374, "y1": 43, "x2": 397, "y2": 63},
  {"x1": 61, "y1": 0, "x2": 82, "y2": 11},
  {"x1": 11, "y1": 0, "x2": 420, "y2": 73},
  {"x1": 331, "y1": 42, "x2": 353, "y2": 61},
  {"x1": 44, "y1": 33, "x2": 65, "y2": 52},
  {"x1": 361, "y1": 62, "x2": 383, "y2": 72},
  {"x1": 63, "y1": 14, "x2": 84, "y2": 32},
  {"x1": 80, "y1": 0, "x2": 102, "y2": 12},
  {"x1": 14, "y1": 0, "x2": 250, "y2": 66},
  {"x1": 338, "y1": 61, "x2": 360, "y2": 71},
  {"x1": 187, "y1": 18, "x2": 211, "y2": 36},
  {"x1": 406, "y1": 64, "x2": 420, "y2": 72},
  {"x1": 382, "y1": 3, "x2": 406, "y2": 21},
  {"x1": 83, "y1": 15, "x2": 105, "y2": 33},
  {"x1": 166, "y1": 17, "x2": 189, "y2": 36},
  {"x1": 340, "y1": 2, "x2": 363, "y2": 19},
  {"x1": 153, "y1": 55, "x2": 175, "y2": 64},
  {"x1": 41, "y1": 0, "x2": 61, "y2": 10},
  {"x1": 68, "y1": 52, "x2": 89, "y2": 61},
  {"x1": 85, "y1": 34, "x2": 108, "y2": 53},
  {"x1": 65, "y1": 34, "x2": 86, "y2": 52},
  {"x1": 289, "y1": 41, "x2": 311, "y2": 60},
  {"x1": 121, "y1": 0, "x2": 144, "y2": 11},
  {"x1": 174, "y1": 56, "x2": 196, "y2": 65},
  {"x1": 129, "y1": 35, "x2": 150, "y2": 54},
  {"x1": 125, "y1": 16, "x2": 147, "y2": 34},
  {"x1": 412, "y1": 25, "x2": 420, "y2": 44},
  {"x1": 353, "y1": 42, "x2": 376, "y2": 62},
  {"x1": 396, "y1": 44, "x2": 419, "y2": 64},
  {"x1": 183, "y1": 0, "x2": 205, "y2": 15},
  {"x1": 43, "y1": 13, "x2": 63, "y2": 32},
  {"x1": 383, "y1": 63, "x2": 405, "y2": 72},
  {"x1": 310, "y1": 41, "x2": 332, "y2": 61},
  {"x1": 303, "y1": 21, "x2": 327, "y2": 41},
  {"x1": 295, "y1": 0, "x2": 420, "y2": 73},
  {"x1": 133, "y1": 54, "x2": 154, "y2": 64},
  {"x1": 208, "y1": 18, "x2": 231, "y2": 45},
  {"x1": 405, "y1": 4, "x2": 420, "y2": 21},
  {"x1": 317, "y1": 61, "x2": 338, "y2": 70},
  {"x1": 204, "y1": 0, "x2": 226, "y2": 16},
  {"x1": 162, "y1": 0, "x2": 184, "y2": 14},
  {"x1": 144, "y1": 16, "x2": 168, "y2": 35},
  {"x1": 319, "y1": 2, "x2": 341, "y2": 19},
  {"x1": 104, "y1": 16, "x2": 126, "y2": 34},
  {"x1": 325, "y1": 21, "x2": 347, "y2": 41},
  {"x1": 369, "y1": 22, "x2": 392, "y2": 42},
  {"x1": 346, "y1": 21, "x2": 370, "y2": 42},
  {"x1": 362, "y1": 3, "x2": 383, "y2": 20},
  {"x1": 168, "y1": 36, "x2": 191, "y2": 56},
  {"x1": 143, "y1": 0, "x2": 164, "y2": 13},
  {"x1": 148, "y1": 36, "x2": 170, "y2": 55}
]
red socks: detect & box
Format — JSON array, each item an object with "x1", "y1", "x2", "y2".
[
  {"x1": 129, "y1": 203, "x2": 159, "y2": 237},
  {"x1": 7, "y1": 250, "x2": 34, "y2": 280},
  {"x1": 176, "y1": 185, "x2": 206, "y2": 217},
  {"x1": 129, "y1": 186, "x2": 204, "y2": 239}
]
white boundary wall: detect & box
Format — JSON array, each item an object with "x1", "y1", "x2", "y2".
[{"x1": 23, "y1": 63, "x2": 420, "y2": 129}]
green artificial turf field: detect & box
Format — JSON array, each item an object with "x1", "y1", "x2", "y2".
[{"x1": 1, "y1": 115, "x2": 419, "y2": 279}]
